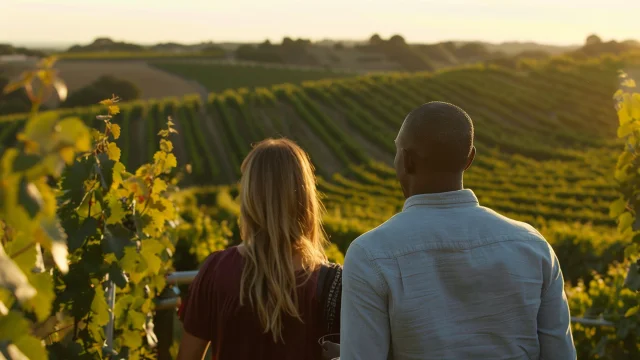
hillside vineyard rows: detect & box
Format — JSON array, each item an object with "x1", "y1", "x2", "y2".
[
  {"x1": 0, "y1": 58, "x2": 632, "y2": 279},
  {"x1": 0, "y1": 55, "x2": 639, "y2": 357}
]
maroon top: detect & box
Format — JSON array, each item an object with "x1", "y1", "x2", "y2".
[{"x1": 179, "y1": 246, "x2": 327, "y2": 360}]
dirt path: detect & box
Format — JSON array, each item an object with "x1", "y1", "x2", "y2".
[
  {"x1": 54, "y1": 60, "x2": 203, "y2": 100},
  {"x1": 189, "y1": 81, "x2": 236, "y2": 183}
]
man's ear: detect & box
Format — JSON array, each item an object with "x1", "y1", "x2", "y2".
[
  {"x1": 464, "y1": 146, "x2": 476, "y2": 171},
  {"x1": 402, "y1": 148, "x2": 415, "y2": 174}
]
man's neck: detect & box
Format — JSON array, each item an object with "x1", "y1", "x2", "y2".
[{"x1": 405, "y1": 173, "x2": 464, "y2": 198}]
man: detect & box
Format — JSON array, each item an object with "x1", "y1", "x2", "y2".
[{"x1": 339, "y1": 102, "x2": 576, "y2": 359}]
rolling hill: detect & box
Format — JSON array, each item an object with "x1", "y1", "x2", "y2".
[{"x1": 1, "y1": 52, "x2": 639, "y2": 357}]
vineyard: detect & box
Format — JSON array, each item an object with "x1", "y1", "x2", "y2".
[
  {"x1": 151, "y1": 60, "x2": 356, "y2": 92},
  {"x1": 0, "y1": 53, "x2": 639, "y2": 358}
]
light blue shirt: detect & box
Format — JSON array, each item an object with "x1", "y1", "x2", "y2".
[{"x1": 340, "y1": 189, "x2": 576, "y2": 360}]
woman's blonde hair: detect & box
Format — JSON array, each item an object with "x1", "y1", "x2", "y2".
[{"x1": 238, "y1": 138, "x2": 328, "y2": 343}]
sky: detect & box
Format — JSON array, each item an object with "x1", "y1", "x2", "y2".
[{"x1": 1, "y1": 0, "x2": 638, "y2": 47}]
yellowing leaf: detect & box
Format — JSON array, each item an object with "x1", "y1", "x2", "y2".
[
  {"x1": 609, "y1": 198, "x2": 627, "y2": 218},
  {"x1": 625, "y1": 306, "x2": 639, "y2": 318},
  {"x1": 617, "y1": 121, "x2": 639, "y2": 138},
  {"x1": 108, "y1": 105, "x2": 120, "y2": 116},
  {"x1": 164, "y1": 153, "x2": 177, "y2": 173},
  {"x1": 56, "y1": 117, "x2": 92, "y2": 152},
  {"x1": 59, "y1": 147, "x2": 75, "y2": 164},
  {"x1": 106, "y1": 195, "x2": 126, "y2": 225},
  {"x1": 622, "y1": 78, "x2": 636, "y2": 88},
  {"x1": 618, "y1": 212, "x2": 634, "y2": 233},
  {"x1": 107, "y1": 142, "x2": 121, "y2": 162},
  {"x1": 152, "y1": 178, "x2": 167, "y2": 195},
  {"x1": 111, "y1": 161, "x2": 126, "y2": 189},
  {"x1": 110, "y1": 124, "x2": 121, "y2": 140},
  {"x1": 618, "y1": 106, "x2": 632, "y2": 126},
  {"x1": 124, "y1": 177, "x2": 149, "y2": 197},
  {"x1": 3, "y1": 72, "x2": 33, "y2": 95},
  {"x1": 100, "y1": 98, "x2": 114, "y2": 106},
  {"x1": 159, "y1": 139, "x2": 173, "y2": 152}
]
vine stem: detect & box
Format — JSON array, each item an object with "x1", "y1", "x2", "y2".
[{"x1": 9, "y1": 240, "x2": 37, "y2": 259}]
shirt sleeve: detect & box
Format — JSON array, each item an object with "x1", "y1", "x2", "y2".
[
  {"x1": 179, "y1": 253, "x2": 219, "y2": 341},
  {"x1": 537, "y1": 244, "x2": 576, "y2": 360},
  {"x1": 340, "y1": 242, "x2": 390, "y2": 360}
]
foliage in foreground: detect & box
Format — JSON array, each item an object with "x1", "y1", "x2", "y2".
[
  {"x1": 567, "y1": 72, "x2": 640, "y2": 359},
  {"x1": 0, "y1": 58, "x2": 229, "y2": 359}
]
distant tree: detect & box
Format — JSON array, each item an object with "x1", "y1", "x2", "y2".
[
  {"x1": 389, "y1": 35, "x2": 406, "y2": 46},
  {"x1": 62, "y1": 75, "x2": 140, "y2": 108},
  {"x1": 235, "y1": 44, "x2": 283, "y2": 63},
  {"x1": 201, "y1": 45, "x2": 225, "y2": 56},
  {"x1": 455, "y1": 42, "x2": 490, "y2": 59},
  {"x1": 282, "y1": 37, "x2": 295, "y2": 48},
  {"x1": 258, "y1": 40, "x2": 273, "y2": 49},
  {"x1": 369, "y1": 34, "x2": 384, "y2": 46},
  {"x1": 586, "y1": 34, "x2": 603, "y2": 46},
  {"x1": 333, "y1": 42, "x2": 345, "y2": 50}
]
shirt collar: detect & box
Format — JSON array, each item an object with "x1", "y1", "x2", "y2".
[{"x1": 402, "y1": 189, "x2": 479, "y2": 211}]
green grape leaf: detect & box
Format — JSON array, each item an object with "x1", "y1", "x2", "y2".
[
  {"x1": 19, "y1": 112, "x2": 59, "y2": 150},
  {"x1": 141, "y1": 239, "x2": 165, "y2": 256},
  {"x1": 4, "y1": 233, "x2": 36, "y2": 273},
  {"x1": 122, "y1": 330, "x2": 143, "y2": 350},
  {"x1": 91, "y1": 285, "x2": 110, "y2": 327},
  {"x1": 96, "y1": 153, "x2": 115, "y2": 191},
  {"x1": 119, "y1": 247, "x2": 139, "y2": 275},
  {"x1": 56, "y1": 116, "x2": 92, "y2": 152},
  {"x1": 12, "y1": 153, "x2": 40, "y2": 173},
  {"x1": 18, "y1": 177, "x2": 42, "y2": 219},
  {"x1": 114, "y1": 294, "x2": 134, "y2": 325},
  {"x1": 80, "y1": 243, "x2": 104, "y2": 275},
  {"x1": 0, "y1": 311, "x2": 30, "y2": 340},
  {"x1": 609, "y1": 198, "x2": 627, "y2": 218},
  {"x1": 108, "y1": 263, "x2": 129, "y2": 289},
  {"x1": 60, "y1": 156, "x2": 96, "y2": 206},
  {"x1": 0, "y1": 245, "x2": 36, "y2": 302},
  {"x1": 67, "y1": 282, "x2": 95, "y2": 319},
  {"x1": 12, "y1": 334, "x2": 47, "y2": 360},
  {"x1": 24, "y1": 272, "x2": 54, "y2": 322},
  {"x1": 102, "y1": 224, "x2": 134, "y2": 260},
  {"x1": 112, "y1": 161, "x2": 125, "y2": 189},
  {"x1": 625, "y1": 262, "x2": 640, "y2": 290},
  {"x1": 618, "y1": 212, "x2": 634, "y2": 233},
  {"x1": 140, "y1": 249, "x2": 162, "y2": 275},
  {"x1": 624, "y1": 243, "x2": 639, "y2": 259},
  {"x1": 105, "y1": 193, "x2": 126, "y2": 225},
  {"x1": 67, "y1": 217, "x2": 98, "y2": 252},
  {"x1": 129, "y1": 310, "x2": 146, "y2": 330}
]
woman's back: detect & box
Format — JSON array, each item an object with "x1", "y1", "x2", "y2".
[
  {"x1": 180, "y1": 246, "x2": 331, "y2": 360},
  {"x1": 177, "y1": 138, "x2": 339, "y2": 360}
]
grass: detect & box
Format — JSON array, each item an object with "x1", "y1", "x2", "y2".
[{"x1": 151, "y1": 61, "x2": 356, "y2": 92}]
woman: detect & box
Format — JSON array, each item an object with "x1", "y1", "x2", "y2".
[{"x1": 177, "y1": 138, "x2": 342, "y2": 360}]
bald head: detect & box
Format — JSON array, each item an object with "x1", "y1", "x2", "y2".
[{"x1": 397, "y1": 101, "x2": 474, "y2": 173}]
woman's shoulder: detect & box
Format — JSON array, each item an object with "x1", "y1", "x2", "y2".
[{"x1": 198, "y1": 246, "x2": 243, "y2": 277}]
